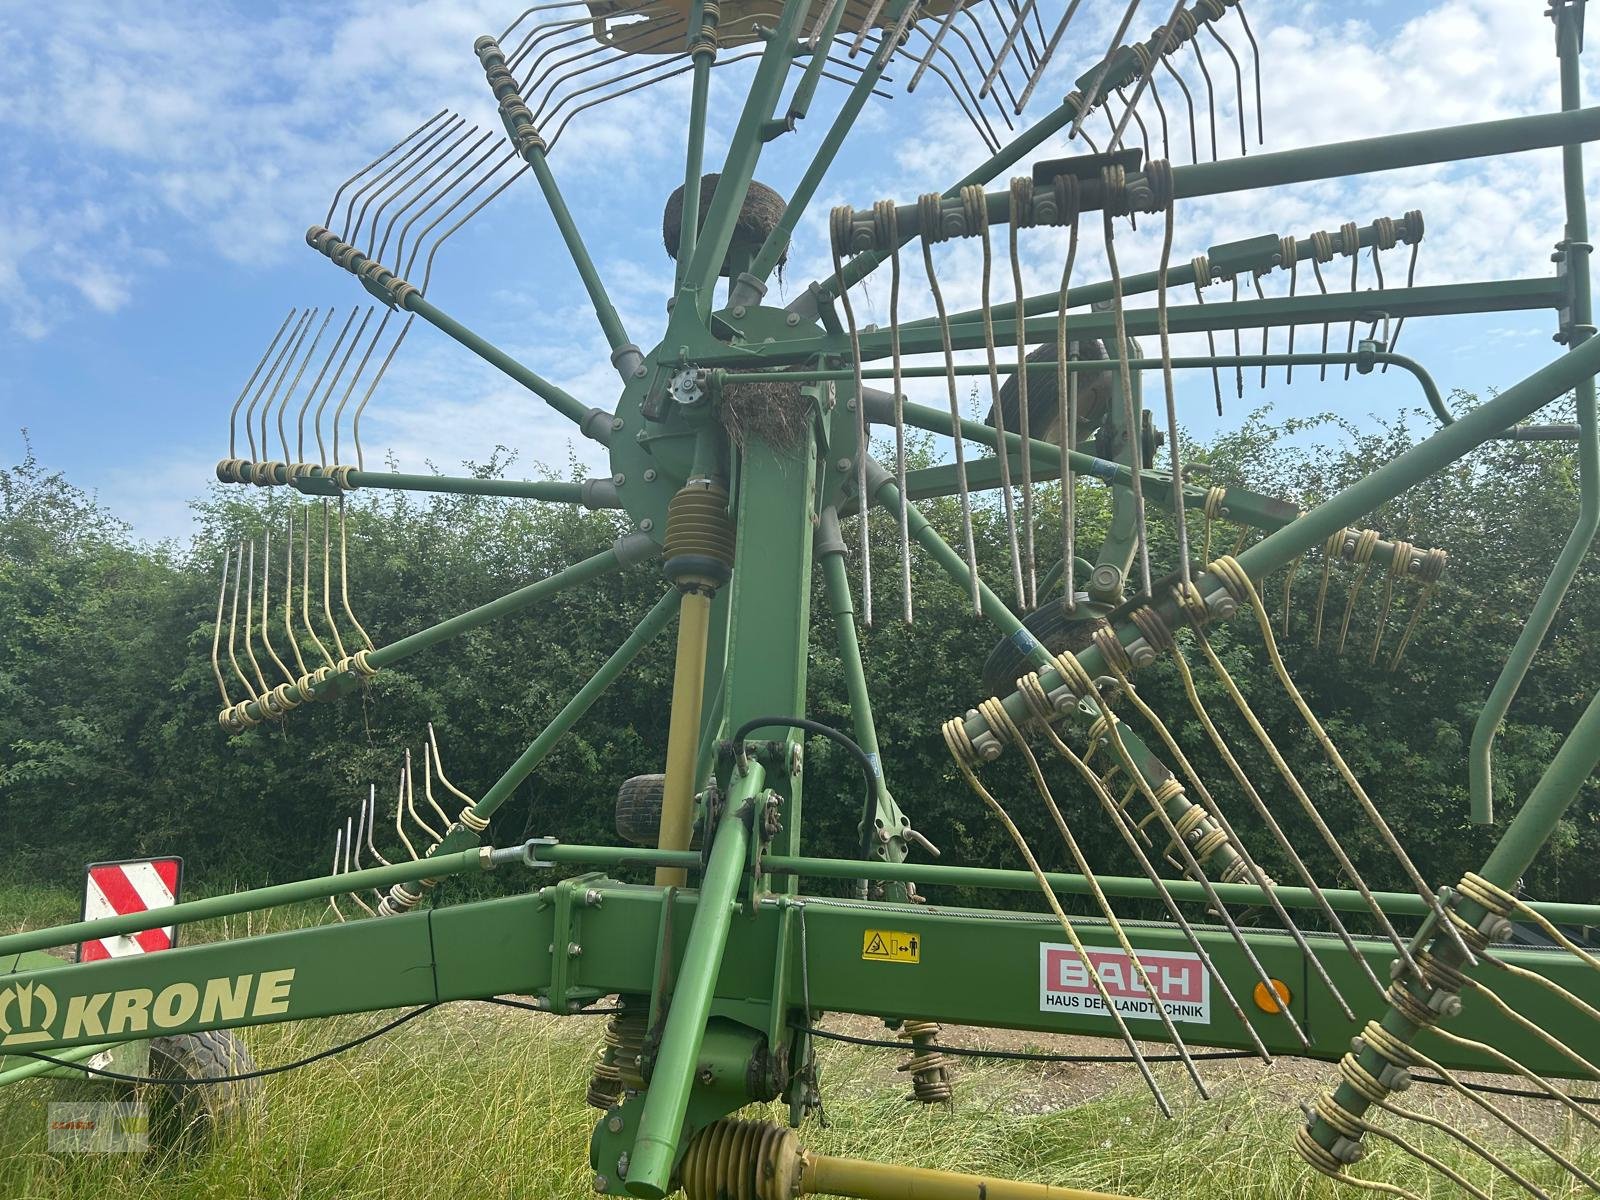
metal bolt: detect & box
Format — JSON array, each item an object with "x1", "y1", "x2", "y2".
[
  {"x1": 846, "y1": 397, "x2": 857, "y2": 410},
  {"x1": 584, "y1": 888, "x2": 604, "y2": 907},
  {"x1": 786, "y1": 312, "x2": 800, "y2": 326},
  {"x1": 612, "y1": 415, "x2": 626, "y2": 429},
  {"x1": 616, "y1": 1152, "x2": 631, "y2": 1175},
  {"x1": 568, "y1": 999, "x2": 584, "y2": 1012},
  {"x1": 594, "y1": 1175, "x2": 609, "y2": 1193},
  {"x1": 612, "y1": 472, "x2": 626, "y2": 486},
  {"x1": 732, "y1": 305, "x2": 747, "y2": 318},
  {"x1": 643, "y1": 468, "x2": 657, "y2": 482},
  {"x1": 836, "y1": 458, "x2": 852, "y2": 472},
  {"x1": 698, "y1": 1067, "x2": 715, "y2": 1085},
  {"x1": 567, "y1": 941, "x2": 583, "y2": 956},
  {"x1": 1131, "y1": 645, "x2": 1157, "y2": 669},
  {"x1": 640, "y1": 518, "x2": 654, "y2": 532},
  {"x1": 607, "y1": 1116, "x2": 624, "y2": 1133}
]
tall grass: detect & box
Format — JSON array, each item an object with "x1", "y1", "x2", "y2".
[{"x1": 2, "y1": 881, "x2": 1597, "y2": 1198}]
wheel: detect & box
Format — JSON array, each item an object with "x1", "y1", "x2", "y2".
[
  {"x1": 142, "y1": 1029, "x2": 262, "y2": 1151},
  {"x1": 980, "y1": 598, "x2": 1109, "y2": 700},
  {"x1": 615, "y1": 773, "x2": 702, "y2": 848}
]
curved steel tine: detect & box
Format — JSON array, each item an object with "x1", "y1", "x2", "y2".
[
  {"x1": 255, "y1": 309, "x2": 318, "y2": 469},
  {"x1": 359, "y1": 121, "x2": 478, "y2": 261},
  {"x1": 871, "y1": 0, "x2": 923, "y2": 72},
  {"x1": 1387, "y1": 235, "x2": 1422, "y2": 366},
  {"x1": 1230, "y1": 273, "x2": 1243, "y2": 398},
  {"x1": 351, "y1": 314, "x2": 414, "y2": 474},
  {"x1": 404, "y1": 749, "x2": 443, "y2": 842},
  {"x1": 1113, "y1": 86, "x2": 1151, "y2": 162},
  {"x1": 1234, "y1": 3, "x2": 1264, "y2": 145},
  {"x1": 927, "y1": 25, "x2": 1011, "y2": 133},
  {"x1": 1015, "y1": 0, "x2": 1084, "y2": 113},
  {"x1": 500, "y1": 0, "x2": 594, "y2": 50},
  {"x1": 532, "y1": 24, "x2": 689, "y2": 127},
  {"x1": 351, "y1": 804, "x2": 366, "y2": 872},
  {"x1": 1057, "y1": 202, "x2": 1081, "y2": 610},
  {"x1": 393, "y1": 767, "x2": 420, "y2": 861},
  {"x1": 1203, "y1": 17, "x2": 1248, "y2": 157},
  {"x1": 338, "y1": 113, "x2": 457, "y2": 242},
  {"x1": 1366, "y1": 239, "x2": 1388, "y2": 348},
  {"x1": 380, "y1": 130, "x2": 498, "y2": 268},
  {"x1": 368, "y1": 124, "x2": 489, "y2": 267},
  {"x1": 1067, "y1": 0, "x2": 1142, "y2": 141},
  {"x1": 1186, "y1": 25, "x2": 1220, "y2": 161},
  {"x1": 849, "y1": 0, "x2": 892, "y2": 56},
  {"x1": 337, "y1": 496, "x2": 374, "y2": 652},
  {"x1": 1103, "y1": 209, "x2": 1152, "y2": 596},
  {"x1": 296, "y1": 308, "x2": 359, "y2": 469},
  {"x1": 240, "y1": 540, "x2": 270, "y2": 700},
  {"x1": 1158, "y1": 38, "x2": 1200, "y2": 163},
  {"x1": 948, "y1": 5, "x2": 1023, "y2": 117},
  {"x1": 343, "y1": 816, "x2": 375, "y2": 916},
  {"x1": 974, "y1": 202, "x2": 1023, "y2": 605},
  {"x1": 1107, "y1": 1, "x2": 1182, "y2": 153},
  {"x1": 522, "y1": 4, "x2": 683, "y2": 109},
  {"x1": 976, "y1": 0, "x2": 1033, "y2": 83},
  {"x1": 1341, "y1": 221, "x2": 1361, "y2": 381},
  {"x1": 409, "y1": 159, "x2": 531, "y2": 291},
  {"x1": 807, "y1": 0, "x2": 848, "y2": 49},
  {"x1": 227, "y1": 310, "x2": 295, "y2": 463},
  {"x1": 354, "y1": 790, "x2": 386, "y2": 901},
  {"x1": 1191, "y1": 270, "x2": 1223, "y2": 414},
  {"x1": 516, "y1": 14, "x2": 623, "y2": 89},
  {"x1": 326, "y1": 110, "x2": 447, "y2": 231},
  {"x1": 527, "y1": 41, "x2": 637, "y2": 127},
  {"x1": 1309, "y1": 245, "x2": 1332, "y2": 380},
  {"x1": 884, "y1": 209, "x2": 912, "y2": 623},
  {"x1": 428, "y1": 723, "x2": 477, "y2": 807},
  {"x1": 243, "y1": 310, "x2": 312, "y2": 463},
  {"x1": 508, "y1": 14, "x2": 596, "y2": 79},
  {"x1": 211, "y1": 547, "x2": 234, "y2": 709},
  {"x1": 394, "y1": 142, "x2": 506, "y2": 285},
  {"x1": 1251, "y1": 268, "x2": 1268, "y2": 388},
  {"x1": 327, "y1": 829, "x2": 346, "y2": 922},
  {"x1": 276, "y1": 308, "x2": 334, "y2": 468},
  {"x1": 364, "y1": 784, "x2": 391, "y2": 867},
  {"x1": 1006, "y1": 190, "x2": 1034, "y2": 608},
  {"x1": 332, "y1": 310, "x2": 394, "y2": 469},
  {"x1": 349, "y1": 116, "x2": 464, "y2": 254},
  {"x1": 909, "y1": 0, "x2": 966, "y2": 92},
  {"x1": 282, "y1": 511, "x2": 307, "y2": 678},
  {"x1": 300, "y1": 506, "x2": 336, "y2": 670},
  {"x1": 421, "y1": 740, "x2": 454, "y2": 831},
  {"x1": 317, "y1": 501, "x2": 348, "y2": 662},
  {"x1": 1284, "y1": 243, "x2": 1299, "y2": 384},
  {"x1": 905, "y1": 28, "x2": 1001, "y2": 150},
  {"x1": 259, "y1": 528, "x2": 294, "y2": 686}
]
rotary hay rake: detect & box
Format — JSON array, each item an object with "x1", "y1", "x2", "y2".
[{"x1": 5, "y1": 0, "x2": 1600, "y2": 1195}]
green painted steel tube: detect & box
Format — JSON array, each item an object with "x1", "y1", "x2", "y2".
[
  {"x1": 0, "y1": 848, "x2": 490, "y2": 960},
  {"x1": 227, "y1": 540, "x2": 638, "y2": 726},
  {"x1": 960, "y1": 328, "x2": 1600, "y2": 753},
  {"x1": 401, "y1": 292, "x2": 609, "y2": 442},
  {"x1": 516, "y1": 842, "x2": 1600, "y2": 924},
  {"x1": 678, "y1": 0, "x2": 811, "y2": 316},
  {"x1": 0, "y1": 1041, "x2": 109, "y2": 1087},
  {"x1": 809, "y1": 106, "x2": 1600, "y2": 307},
  {"x1": 676, "y1": 45, "x2": 713, "y2": 282},
  {"x1": 460, "y1": 589, "x2": 679, "y2": 830},
  {"x1": 525, "y1": 148, "x2": 633, "y2": 361},
  {"x1": 1468, "y1": 9, "x2": 1600, "y2": 824},
  {"x1": 743, "y1": 0, "x2": 912, "y2": 293},
  {"x1": 624, "y1": 765, "x2": 762, "y2": 1198}
]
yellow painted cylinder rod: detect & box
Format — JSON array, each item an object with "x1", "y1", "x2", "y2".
[
  {"x1": 654, "y1": 588, "x2": 713, "y2": 886},
  {"x1": 801, "y1": 1154, "x2": 1129, "y2": 1200}
]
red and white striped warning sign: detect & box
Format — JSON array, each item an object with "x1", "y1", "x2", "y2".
[{"x1": 77, "y1": 858, "x2": 183, "y2": 963}]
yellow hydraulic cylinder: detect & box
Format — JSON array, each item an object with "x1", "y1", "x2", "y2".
[{"x1": 656, "y1": 587, "x2": 713, "y2": 886}]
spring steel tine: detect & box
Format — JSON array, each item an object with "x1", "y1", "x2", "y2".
[
  {"x1": 394, "y1": 139, "x2": 508, "y2": 274},
  {"x1": 914, "y1": 21, "x2": 1006, "y2": 126},
  {"x1": 1067, "y1": 0, "x2": 1143, "y2": 141},
  {"x1": 240, "y1": 540, "x2": 270, "y2": 699},
  {"x1": 872, "y1": 0, "x2": 922, "y2": 72},
  {"x1": 978, "y1": 0, "x2": 1038, "y2": 99},
  {"x1": 328, "y1": 830, "x2": 346, "y2": 923},
  {"x1": 300, "y1": 506, "x2": 336, "y2": 670},
  {"x1": 906, "y1": 31, "x2": 1002, "y2": 150},
  {"x1": 535, "y1": 26, "x2": 690, "y2": 127},
  {"x1": 1132, "y1": 51, "x2": 1171, "y2": 160},
  {"x1": 1113, "y1": 86, "x2": 1152, "y2": 164},
  {"x1": 948, "y1": 5, "x2": 1023, "y2": 118},
  {"x1": 407, "y1": 155, "x2": 528, "y2": 293},
  {"x1": 1202, "y1": 17, "x2": 1247, "y2": 157},
  {"x1": 364, "y1": 784, "x2": 391, "y2": 866},
  {"x1": 516, "y1": 0, "x2": 672, "y2": 88},
  {"x1": 1366, "y1": 238, "x2": 1389, "y2": 348},
  {"x1": 211, "y1": 547, "x2": 234, "y2": 708},
  {"x1": 1252, "y1": 269, "x2": 1268, "y2": 388},
  {"x1": 404, "y1": 749, "x2": 443, "y2": 842},
  {"x1": 276, "y1": 308, "x2": 334, "y2": 467},
  {"x1": 1156, "y1": 187, "x2": 1191, "y2": 593},
  {"x1": 1230, "y1": 274, "x2": 1243, "y2": 398},
  {"x1": 360, "y1": 122, "x2": 480, "y2": 263},
  {"x1": 500, "y1": 0, "x2": 593, "y2": 49},
  {"x1": 1189, "y1": 271, "x2": 1223, "y2": 413},
  {"x1": 831, "y1": 210, "x2": 872, "y2": 625},
  {"x1": 374, "y1": 127, "x2": 496, "y2": 266},
  {"x1": 1157, "y1": 40, "x2": 1200, "y2": 163},
  {"x1": 336, "y1": 113, "x2": 454, "y2": 242},
  {"x1": 1103, "y1": 208, "x2": 1153, "y2": 597},
  {"x1": 1387, "y1": 232, "x2": 1422, "y2": 367},
  {"x1": 253, "y1": 309, "x2": 318, "y2": 468},
  {"x1": 337, "y1": 497, "x2": 374, "y2": 652},
  {"x1": 428, "y1": 723, "x2": 476, "y2": 807},
  {"x1": 509, "y1": 14, "x2": 596, "y2": 80},
  {"x1": 1007, "y1": 184, "x2": 1035, "y2": 608},
  {"x1": 808, "y1": 0, "x2": 849, "y2": 49},
  {"x1": 343, "y1": 817, "x2": 375, "y2": 916},
  {"x1": 228, "y1": 310, "x2": 296, "y2": 462},
  {"x1": 1020, "y1": 2, "x2": 1088, "y2": 112},
  {"x1": 393, "y1": 768, "x2": 420, "y2": 861},
  {"x1": 349, "y1": 116, "x2": 464, "y2": 254},
  {"x1": 973, "y1": 196, "x2": 1025, "y2": 605},
  {"x1": 1107, "y1": 0, "x2": 1184, "y2": 153},
  {"x1": 259, "y1": 528, "x2": 294, "y2": 685},
  {"x1": 421, "y1": 742, "x2": 454, "y2": 831},
  {"x1": 1341, "y1": 221, "x2": 1361, "y2": 380},
  {"x1": 886, "y1": 212, "x2": 913, "y2": 623},
  {"x1": 351, "y1": 316, "x2": 414, "y2": 473},
  {"x1": 849, "y1": 0, "x2": 891, "y2": 57},
  {"x1": 325, "y1": 110, "x2": 448, "y2": 230},
  {"x1": 1283, "y1": 237, "x2": 1299, "y2": 383},
  {"x1": 977, "y1": 0, "x2": 1033, "y2": 81},
  {"x1": 351, "y1": 805, "x2": 366, "y2": 872},
  {"x1": 1057, "y1": 200, "x2": 1081, "y2": 609},
  {"x1": 908, "y1": 0, "x2": 966, "y2": 91},
  {"x1": 243, "y1": 310, "x2": 312, "y2": 462},
  {"x1": 296, "y1": 308, "x2": 360, "y2": 467},
  {"x1": 1233, "y1": 3, "x2": 1263, "y2": 144},
  {"x1": 331, "y1": 310, "x2": 390, "y2": 468},
  {"x1": 317, "y1": 501, "x2": 348, "y2": 661},
  {"x1": 282, "y1": 513, "x2": 307, "y2": 677},
  {"x1": 1180, "y1": 21, "x2": 1219, "y2": 160}
]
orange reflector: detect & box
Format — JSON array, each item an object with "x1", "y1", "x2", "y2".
[{"x1": 1253, "y1": 978, "x2": 1292, "y2": 1014}]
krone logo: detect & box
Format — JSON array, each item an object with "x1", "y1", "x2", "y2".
[{"x1": 0, "y1": 981, "x2": 59, "y2": 1047}]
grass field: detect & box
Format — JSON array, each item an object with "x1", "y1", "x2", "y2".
[{"x1": 2, "y1": 879, "x2": 1597, "y2": 1199}]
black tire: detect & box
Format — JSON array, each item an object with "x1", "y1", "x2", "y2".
[
  {"x1": 142, "y1": 1029, "x2": 262, "y2": 1151},
  {"x1": 615, "y1": 773, "x2": 701, "y2": 848},
  {"x1": 980, "y1": 600, "x2": 1110, "y2": 699}
]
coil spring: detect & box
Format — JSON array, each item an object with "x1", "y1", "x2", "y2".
[
  {"x1": 897, "y1": 1019, "x2": 953, "y2": 1104},
  {"x1": 679, "y1": 1118, "x2": 803, "y2": 1200},
  {"x1": 585, "y1": 1010, "x2": 649, "y2": 1109}
]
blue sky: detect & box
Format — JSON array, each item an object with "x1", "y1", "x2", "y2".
[{"x1": 0, "y1": 0, "x2": 1589, "y2": 543}]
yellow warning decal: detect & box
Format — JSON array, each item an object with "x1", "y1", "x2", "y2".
[{"x1": 861, "y1": 929, "x2": 920, "y2": 963}]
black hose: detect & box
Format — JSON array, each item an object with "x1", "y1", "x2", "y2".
[{"x1": 731, "y1": 716, "x2": 881, "y2": 862}]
